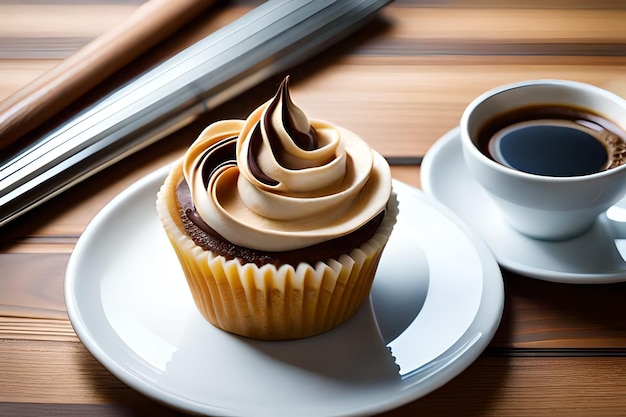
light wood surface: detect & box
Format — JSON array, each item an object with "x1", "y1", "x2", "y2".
[{"x1": 1, "y1": 1, "x2": 625, "y2": 416}]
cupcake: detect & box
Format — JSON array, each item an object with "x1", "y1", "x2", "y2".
[{"x1": 157, "y1": 76, "x2": 397, "y2": 340}]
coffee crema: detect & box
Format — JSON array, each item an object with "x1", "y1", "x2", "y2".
[{"x1": 476, "y1": 105, "x2": 626, "y2": 176}]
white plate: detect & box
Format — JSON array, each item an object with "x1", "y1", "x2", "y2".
[
  {"x1": 421, "y1": 127, "x2": 626, "y2": 284},
  {"x1": 65, "y1": 166, "x2": 503, "y2": 417}
]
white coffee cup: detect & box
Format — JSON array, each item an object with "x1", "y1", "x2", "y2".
[{"x1": 460, "y1": 79, "x2": 626, "y2": 241}]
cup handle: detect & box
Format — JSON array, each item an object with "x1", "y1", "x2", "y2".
[{"x1": 605, "y1": 205, "x2": 626, "y2": 239}]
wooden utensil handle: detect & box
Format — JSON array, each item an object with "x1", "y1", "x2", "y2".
[{"x1": 0, "y1": 0, "x2": 214, "y2": 151}]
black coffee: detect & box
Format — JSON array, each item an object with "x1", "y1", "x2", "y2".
[{"x1": 477, "y1": 105, "x2": 626, "y2": 176}]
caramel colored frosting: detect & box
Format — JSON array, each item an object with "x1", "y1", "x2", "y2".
[{"x1": 183, "y1": 76, "x2": 392, "y2": 252}]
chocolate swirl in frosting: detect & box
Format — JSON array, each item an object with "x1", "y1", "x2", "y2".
[
  {"x1": 248, "y1": 78, "x2": 318, "y2": 186},
  {"x1": 183, "y1": 76, "x2": 391, "y2": 252}
]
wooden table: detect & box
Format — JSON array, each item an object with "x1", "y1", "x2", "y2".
[{"x1": 1, "y1": 0, "x2": 625, "y2": 416}]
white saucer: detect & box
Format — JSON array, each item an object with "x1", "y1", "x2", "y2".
[
  {"x1": 65, "y1": 166, "x2": 503, "y2": 417},
  {"x1": 421, "y1": 127, "x2": 626, "y2": 284}
]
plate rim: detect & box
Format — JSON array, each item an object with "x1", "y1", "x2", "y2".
[{"x1": 65, "y1": 166, "x2": 504, "y2": 416}]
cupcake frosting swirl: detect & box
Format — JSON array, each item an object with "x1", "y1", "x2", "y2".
[{"x1": 183, "y1": 77, "x2": 391, "y2": 252}]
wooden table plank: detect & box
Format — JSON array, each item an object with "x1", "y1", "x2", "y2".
[
  {"x1": 384, "y1": 7, "x2": 626, "y2": 41},
  {"x1": 0, "y1": 339, "x2": 624, "y2": 416},
  {"x1": 291, "y1": 58, "x2": 626, "y2": 158},
  {"x1": 0, "y1": 4, "x2": 140, "y2": 39}
]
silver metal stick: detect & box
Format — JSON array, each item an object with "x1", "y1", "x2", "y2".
[{"x1": 0, "y1": 0, "x2": 392, "y2": 227}]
